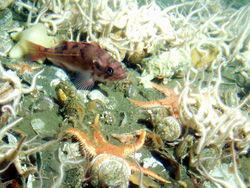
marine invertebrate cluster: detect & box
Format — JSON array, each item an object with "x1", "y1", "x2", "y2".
[
  {"x1": 56, "y1": 82, "x2": 85, "y2": 127},
  {"x1": 10, "y1": 0, "x2": 249, "y2": 82},
  {"x1": 0, "y1": 0, "x2": 14, "y2": 10},
  {"x1": 9, "y1": 1, "x2": 176, "y2": 61},
  {"x1": 178, "y1": 61, "x2": 250, "y2": 187},
  {"x1": 2, "y1": 0, "x2": 250, "y2": 186},
  {"x1": 179, "y1": 62, "x2": 250, "y2": 155},
  {"x1": 0, "y1": 60, "x2": 61, "y2": 187}
]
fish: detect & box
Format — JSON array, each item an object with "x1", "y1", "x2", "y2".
[{"x1": 24, "y1": 40, "x2": 127, "y2": 89}]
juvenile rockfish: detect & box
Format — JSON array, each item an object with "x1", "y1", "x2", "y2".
[{"x1": 25, "y1": 40, "x2": 127, "y2": 89}]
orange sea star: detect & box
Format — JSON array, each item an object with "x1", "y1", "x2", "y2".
[
  {"x1": 63, "y1": 114, "x2": 169, "y2": 184},
  {"x1": 11, "y1": 62, "x2": 42, "y2": 75},
  {"x1": 128, "y1": 82, "x2": 179, "y2": 119}
]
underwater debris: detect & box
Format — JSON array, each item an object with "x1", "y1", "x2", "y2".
[
  {"x1": 87, "y1": 89, "x2": 109, "y2": 104},
  {"x1": 30, "y1": 118, "x2": 52, "y2": 135},
  {"x1": 100, "y1": 110, "x2": 116, "y2": 125},
  {"x1": 129, "y1": 171, "x2": 160, "y2": 188}
]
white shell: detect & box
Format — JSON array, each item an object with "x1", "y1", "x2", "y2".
[
  {"x1": 90, "y1": 154, "x2": 131, "y2": 188},
  {"x1": 87, "y1": 89, "x2": 109, "y2": 104},
  {"x1": 31, "y1": 118, "x2": 47, "y2": 134},
  {"x1": 33, "y1": 96, "x2": 54, "y2": 111}
]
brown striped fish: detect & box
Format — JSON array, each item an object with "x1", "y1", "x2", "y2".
[{"x1": 25, "y1": 40, "x2": 127, "y2": 89}]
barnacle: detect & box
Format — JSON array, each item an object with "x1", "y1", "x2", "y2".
[
  {"x1": 148, "y1": 109, "x2": 181, "y2": 142},
  {"x1": 89, "y1": 154, "x2": 131, "y2": 187}
]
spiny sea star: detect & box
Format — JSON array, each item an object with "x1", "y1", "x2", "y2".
[{"x1": 63, "y1": 114, "x2": 169, "y2": 184}]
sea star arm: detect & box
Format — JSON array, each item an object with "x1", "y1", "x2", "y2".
[
  {"x1": 128, "y1": 81, "x2": 180, "y2": 118},
  {"x1": 148, "y1": 81, "x2": 176, "y2": 97},
  {"x1": 122, "y1": 129, "x2": 146, "y2": 156},
  {"x1": 11, "y1": 62, "x2": 42, "y2": 75},
  {"x1": 93, "y1": 114, "x2": 108, "y2": 144},
  {"x1": 128, "y1": 98, "x2": 172, "y2": 109},
  {"x1": 128, "y1": 161, "x2": 170, "y2": 183},
  {"x1": 62, "y1": 128, "x2": 97, "y2": 157}
]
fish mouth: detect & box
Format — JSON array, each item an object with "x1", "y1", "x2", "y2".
[
  {"x1": 109, "y1": 72, "x2": 127, "y2": 81},
  {"x1": 118, "y1": 72, "x2": 127, "y2": 80}
]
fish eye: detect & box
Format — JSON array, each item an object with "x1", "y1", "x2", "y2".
[
  {"x1": 94, "y1": 62, "x2": 100, "y2": 70},
  {"x1": 106, "y1": 66, "x2": 114, "y2": 75}
]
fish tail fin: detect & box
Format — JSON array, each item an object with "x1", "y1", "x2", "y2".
[{"x1": 24, "y1": 40, "x2": 47, "y2": 62}]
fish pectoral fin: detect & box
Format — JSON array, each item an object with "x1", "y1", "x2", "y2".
[{"x1": 72, "y1": 72, "x2": 95, "y2": 90}]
